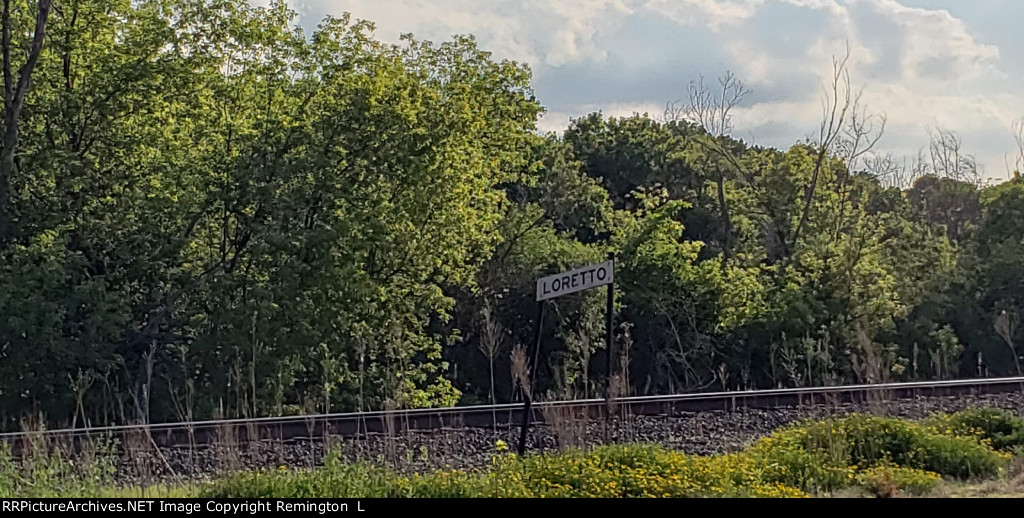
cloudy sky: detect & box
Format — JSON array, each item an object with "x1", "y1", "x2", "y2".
[{"x1": 252, "y1": 0, "x2": 1023, "y2": 182}]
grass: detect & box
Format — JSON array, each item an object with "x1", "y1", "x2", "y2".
[
  {"x1": 928, "y1": 475, "x2": 1024, "y2": 498},
  {"x1": 98, "y1": 485, "x2": 200, "y2": 498},
  {"x1": 201, "y1": 445, "x2": 808, "y2": 498},
  {"x1": 1, "y1": 407, "x2": 1023, "y2": 498},
  {"x1": 203, "y1": 409, "x2": 1024, "y2": 498}
]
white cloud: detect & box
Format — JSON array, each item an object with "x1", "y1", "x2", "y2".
[
  {"x1": 693, "y1": 0, "x2": 1016, "y2": 180},
  {"x1": 861, "y1": 0, "x2": 1002, "y2": 89},
  {"x1": 642, "y1": 0, "x2": 760, "y2": 30},
  {"x1": 286, "y1": 0, "x2": 635, "y2": 66},
  {"x1": 266, "y1": 0, "x2": 1024, "y2": 180}
]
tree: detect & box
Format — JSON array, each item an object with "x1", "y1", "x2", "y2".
[
  {"x1": 664, "y1": 70, "x2": 750, "y2": 259},
  {"x1": 926, "y1": 127, "x2": 980, "y2": 185},
  {"x1": 906, "y1": 175, "x2": 981, "y2": 242},
  {"x1": 0, "y1": 0, "x2": 52, "y2": 242},
  {"x1": 0, "y1": 0, "x2": 543, "y2": 427}
]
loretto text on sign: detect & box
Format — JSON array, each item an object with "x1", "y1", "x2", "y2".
[{"x1": 535, "y1": 260, "x2": 613, "y2": 302}]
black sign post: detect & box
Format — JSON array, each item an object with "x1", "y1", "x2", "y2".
[
  {"x1": 517, "y1": 300, "x2": 545, "y2": 455},
  {"x1": 604, "y1": 251, "x2": 615, "y2": 443},
  {"x1": 519, "y1": 255, "x2": 615, "y2": 456}
]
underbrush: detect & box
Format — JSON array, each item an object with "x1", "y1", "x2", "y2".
[
  {"x1": 201, "y1": 446, "x2": 807, "y2": 498},
  {"x1": 923, "y1": 407, "x2": 1024, "y2": 453},
  {"x1": 0, "y1": 440, "x2": 117, "y2": 497},
  {"x1": 204, "y1": 408, "x2": 1024, "y2": 498},
  {"x1": 2, "y1": 407, "x2": 1022, "y2": 498},
  {"x1": 746, "y1": 413, "x2": 1011, "y2": 492}
]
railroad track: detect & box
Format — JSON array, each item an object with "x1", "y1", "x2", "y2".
[{"x1": 4, "y1": 376, "x2": 1023, "y2": 448}]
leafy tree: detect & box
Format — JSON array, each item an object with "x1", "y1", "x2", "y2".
[
  {"x1": 3, "y1": 2, "x2": 1024, "y2": 429},
  {"x1": 0, "y1": 0, "x2": 541, "y2": 426}
]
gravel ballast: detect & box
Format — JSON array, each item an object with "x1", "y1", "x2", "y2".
[{"x1": 104, "y1": 391, "x2": 1024, "y2": 485}]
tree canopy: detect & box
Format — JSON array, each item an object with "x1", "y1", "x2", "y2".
[{"x1": 1, "y1": 0, "x2": 1023, "y2": 429}]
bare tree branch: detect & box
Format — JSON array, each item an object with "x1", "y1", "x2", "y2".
[
  {"x1": 665, "y1": 71, "x2": 751, "y2": 259},
  {"x1": 1008, "y1": 117, "x2": 1024, "y2": 178},
  {"x1": 791, "y1": 47, "x2": 854, "y2": 252},
  {"x1": 666, "y1": 70, "x2": 750, "y2": 137},
  {"x1": 926, "y1": 126, "x2": 980, "y2": 185},
  {"x1": 829, "y1": 85, "x2": 887, "y2": 243},
  {"x1": 866, "y1": 153, "x2": 922, "y2": 189},
  {"x1": 836, "y1": 91, "x2": 887, "y2": 171}
]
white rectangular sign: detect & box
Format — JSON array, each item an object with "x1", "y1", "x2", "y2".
[{"x1": 535, "y1": 260, "x2": 614, "y2": 301}]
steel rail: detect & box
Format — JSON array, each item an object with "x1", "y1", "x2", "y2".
[{"x1": 2, "y1": 376, "x2": 1022, "y2": 443}]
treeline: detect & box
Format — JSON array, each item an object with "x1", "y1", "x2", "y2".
[{"x1": 1, "y1": 0, "x2": 1023, "y2": 430}]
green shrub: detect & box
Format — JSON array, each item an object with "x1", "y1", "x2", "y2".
[
  {"x1": 0, "y1": 440, "x2": 117, "y2": 498},
  {"x1": 926, "y1": 407, "x2": 1024, "y2": 452},
  {"x1": 207, "y1": 413, "x2": 1019, "y2": 498},
  {"x1": 749, "y1": 414, "x2": 1009, "y2": 492},
  {"x1": 747, "y1": 433, "x2": 856, "y2": 491},
  {"x1": 854, "y1": 465, "x2": 941, "y2": 497}
]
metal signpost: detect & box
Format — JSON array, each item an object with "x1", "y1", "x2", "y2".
[{"x1": 517, "y1": 253, "x2": 615, "y2": 455}]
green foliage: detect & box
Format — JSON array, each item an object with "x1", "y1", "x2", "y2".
[
  {"x1": 924, "y1": 407, "x2": 1024, "y2": 452},
  {"x1": 906, "y1": 175, "x2": 982, "y2": 242},
  {"x1": 201, "y1": 451, "x2": 410, "y2": 498},
  {"x1": 854, "y1": 465, "x2": 942, "y2": 497},
  {"x1": 203, "y1": 444, "x2": 807, "y2": 499},
  {"x1": 749, "y1": 414, "x2": 1009, "y2": 492},
  {"x1": 611, "y1": 190, "x2": 725, "y2": 391},
  {"x1": 203, "y1": 410, "x2": 1019, "y2": 499},
  {"x1": 3, "y1": 0, "x2": 1024, "y2": 428},
  {"x1": 0, "y1": 440, "x2": 117, "y2": 498},
  {"x1": 0, "y1": 410, "x2": 1017, "y2": 498},
  {"x1": 0, "y1": 0, "x2": 540, "y2": 424}
]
